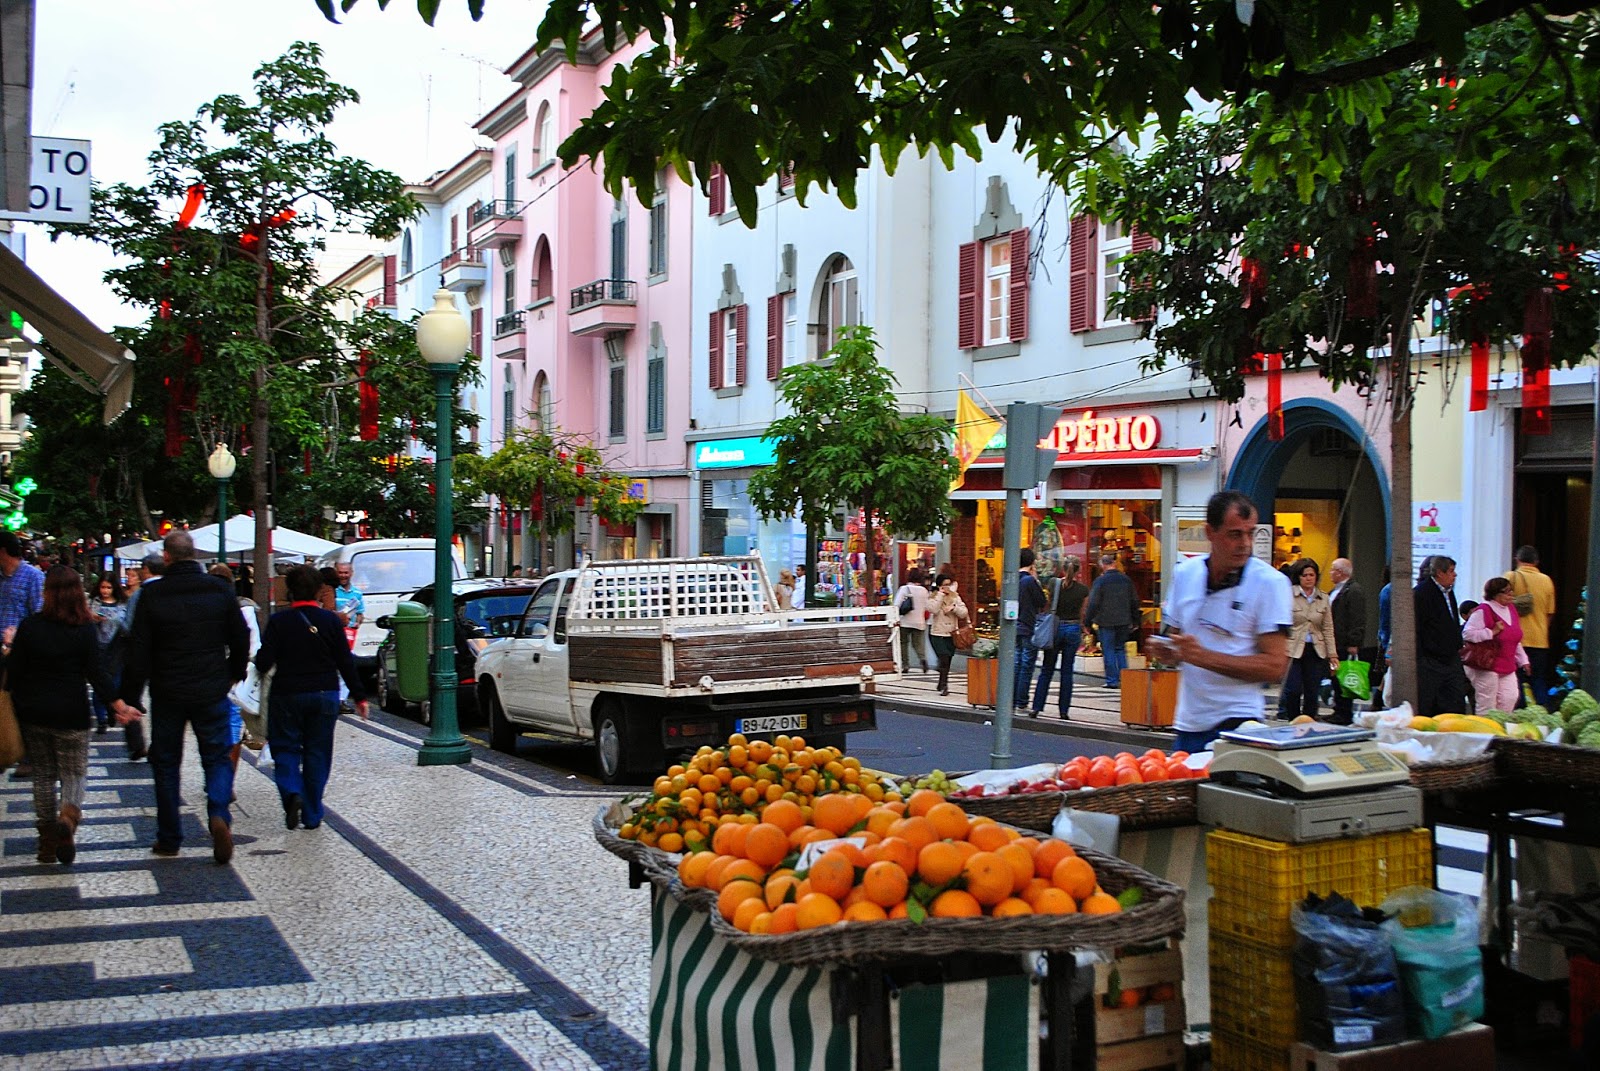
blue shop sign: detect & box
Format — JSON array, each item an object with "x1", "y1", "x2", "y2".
[{"x1": 692, "y1": 436, "x2": 777, "y2": 469}]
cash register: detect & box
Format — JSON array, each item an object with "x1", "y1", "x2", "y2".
[{"x1": 1197, "y1": 722, "x2": 1423, "y2": 843}]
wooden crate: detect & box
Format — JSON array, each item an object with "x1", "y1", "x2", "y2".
[
  {"x1": 1096, "y1": 1032, "x2": 1184, "y2": 1071},
  {"x1": 1286, "y1": 1023, "x2": 1494, "y2": 1071},
  {"x1": 1120, "y1": 668, "x2": 1178, "y2": 727},
  {"x1": 1094, "y1": 944, "x2": 1185, "y2": 1070}
]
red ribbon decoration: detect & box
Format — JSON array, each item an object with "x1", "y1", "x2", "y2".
[
  {"x1": 176, "y1": 184, "x2": 205, "y2": 230},
  {"x1": 1469, "y1": 340, "x2": 1489, "y2": 412},
  {"x1": 357, "y1": 350, "x2": 380, "y2": 442},
  {"x1": 1522, "y1": 362, "x2": 1551, "y2": 435},
  {"x1": 1266, "y1": 352, "x2": 1285, "y2": 441},
  {"x1": 1239, "y1": 257, "x2": 1267, "y2": 309}
]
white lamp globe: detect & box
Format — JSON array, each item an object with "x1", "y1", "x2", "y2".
[
  {"x1": 207, "y1": 443, "x2": 237, "y2": 480},
  {"x1": 417, "y1": 289, "x2": 470, "y2": 366}
]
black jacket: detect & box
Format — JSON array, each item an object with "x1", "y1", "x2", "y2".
[
  {"x1": 1331, "y1": 580, "x2": 1367, "y2": 654},
  {"x1": 121, "y1": 560, "x2": 250, "y2": 706},
  {"x1": 1084, "y1": 570, "x2": 1141, "y2": 630},
  {"x1": 9, "y1": 615, "x2": 117, "y2": 731},
  {"x1": 1413, "y1": 579, "x2": 1462, "y2": 664},
  {"x1": 256, "y1": 604, "x2": 366, "y2": 700}
]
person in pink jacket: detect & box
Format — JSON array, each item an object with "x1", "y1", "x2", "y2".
[{"x1": 1461, "y1": 576, "x2": 1529, "y2": 715}]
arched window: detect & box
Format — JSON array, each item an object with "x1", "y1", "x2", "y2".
[
  {"x1": 533, "y1": 102, "x2": 554, "y2": 169},
  {"x1": 400, "y1": 229, "x2": 414, "y2": 278},
  {"x1": 816, "y1": 254, "x2": 858, "y2": 358},
  {"x1": 532, "y1": 371, "x2": 553, "y2": 433},
  {"x1": 533, "y1": 237, "x2": 554, "y2": 302}
]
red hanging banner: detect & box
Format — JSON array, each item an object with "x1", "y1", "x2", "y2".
[
  {"x1": 1266, "y1": 352, "x2": 1285, "y2": 441},
  {"x1": 357, "y1": 350, "x2": 380, "y2": 442},
  {"x1": 1522, "y1": 362, "x2": 1551, "y2": 435},
  {"x1": 1469, "y1": 340, "x2": 1489, "y2": 412},
  {"x1": 176, "y1": 184, "x2": 206, "y2": 230}
]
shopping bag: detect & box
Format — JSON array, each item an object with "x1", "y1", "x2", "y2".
[
  {"x1": 1381, "y1": 887, "x2": 1484, "y2": 1040},
  {"x1": 1337, "y1": 659, "x2": 1372, "y2": 701},
  {"x1": 0, "y1": 687, "x2": 21, "y2": 768}
]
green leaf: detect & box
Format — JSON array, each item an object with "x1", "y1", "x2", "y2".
[
  {"x1": 906, "y1": 898, "x2": 927, "y2": 924},
  {"x1": 1116, "y1": 886, "x2": 1145, "y2": 909}
]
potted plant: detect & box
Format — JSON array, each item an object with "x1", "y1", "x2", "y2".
[{"x1": 965, "y1": 636, "x2": 1000, "y2": 707}]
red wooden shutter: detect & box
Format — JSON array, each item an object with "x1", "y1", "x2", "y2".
[
  {"x1": 470, "y1": 307, "x2": 483, "y2": 356},
  {"x1": 382, "y1": 255, "x2": 397, "y2": 308},
  {"x1": 1068, "y1": 215, "x2": 1097, "y2": 333},
  {"x1": 957, "y1": 241, "x2": 980, "y2": 349},
  {"x1": 1130, "y1": 225, "x2": 1157, "y2": 322},
  {"x1": 709, "y1": 165, "x2": 726, "y2": 217},
  {"x1": 1008, "y1": 228, "x2": 1030, "y2": 342},
  {"x1": 451, "y1": 215, "x2": 459, "y2": 252},
  {"x1": 767, "y1": 294, "x2": 783, "y2": 380},
  {"x1": 778, "y1": 166, "x2": 794, "y2": 192},
  {"x1": 708, "y1": 310, "x2": 724, "y2": 389},
  {"x1": 734, "y1": 303, "x2": 749, "y2": 386}
]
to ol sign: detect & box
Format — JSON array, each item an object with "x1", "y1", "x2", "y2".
[{"x1": 0, "y1": 138, "x2": 92, "y2": 225}]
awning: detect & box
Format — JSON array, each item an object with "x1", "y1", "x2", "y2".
[
  {"x1": 0, "y1": 240, "x2": 135, "y2": 424},
  {"x1": 118, "y1": 515, "x2": 340, "y2": 562}
]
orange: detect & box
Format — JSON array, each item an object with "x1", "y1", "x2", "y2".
[
  {"x1": 748, "y1": 911, "x2": 775, "y2": 934},
  {"x1": 874, "y1": 836, "x2": 918, "y2": 875},
  {"x1": 813, "y1": 794, "x2": 861, "y2": 836},
  {"x1": 1149, "y1": 983, "x2": 1177, "y2": 1003},
  {"x1": 890, "y1": 816, "x2": 938, "y2": 854},
  {"x1": 657, "y1": 832, "x2": 685, "y2": 853},
  {"x1": 799, "y1": 827, "x2": 836, "y2": 846},
  {"x1": 830, "y1": 840, "x2": 868, "y2": 869},
  {"x1": 712, "y1": 823, "x2": 750, "y2": 858},
  {"x1": 716, "y1": 858, "x2": 766, "y2": 892},
  {"x1": 1020, "y1": 877, "x2": 1053, "y2": 907},
  {"x1": 1033, "y1": 839, "x2": 1076, "y2": 880},
  {"x1": 1081, "y1": 891, "x2": 1122, "y2": 914},
  {"x1": 765, "y1": 872, "x2": 802, "y2": 910},
  {"x1": 744, "y1": 824, "x2": 790, "y2": 869},
  {"x1": 1013, "y1": 836, "x2": 1042, "y2": 855},
  {"x1": 1032, "y1": 887, "x2": 1079, "y2": 914},
  {"x1": 888, "y1": 900, "x2": 911, "y2": 919},
  {"x1": 795, "y1": 892, "x2": 844, "y2": 929},
  {"x1": 1116, "y1": 987, "x2": 1143, "y2": 1008},
  {"x1": 704, "y1": 856, "x2": 735, "y2": 891},
  {"x1": 748, "y1": 739, "x2": 773, "y2": 764},
  {"x1": 863, "y1": 861, "x2": 910, "y2": 907},
  {"x1": 917, "y1": 841, "x2": 966, "y2": 886},
  {"x1": 996, "y1": 843, "x2": 1036, "y2": 894},
  {"x1": 992, "y1": 897, "x2": 1034, "y2": 917},
  {"x1": 865, "y1": 806, "x2": 901, "y2": 838},
  {"x1": 807, "y1": 851, "x2": 857, "y2": 901},
  {"x1": 925, "y1": 802, "x2": 970, "y2": 841},
  {"x1": 930, "y1": 889, "x2": 983, "y2": 918},
  {"x1": 962, "y1": 852, "x2": 1013, "y2": 907},
  {"x1": 678, "y1": 852, "x2": 716, "y2": 888},
  {"x1": 843, "y1": 901, "x2": 889, "y2": 922},
  {"x1": 787, "y1": 824, "x2": 817, "y2": 850},
  {"x1": 907, "y1": 788, "x2": 944, "y2": 817},
  {"x1": 842, "y1": 884, "x2": 873, "y2": 910},
  {"x1": 967, "y1": 823, "x2": 1012, "y2": 853},
  {"x1": 732, "y1": 896, "x2": 768, "y2": 932},
  {"x1": 1052, "y1": 856, "x2": 1098, "y2": 901},
  {"x1": 1115, "y1": 767, "x2": 1143, "y2": 786},
  {"x1": 718, "y1": 879, "x2": 764, "y2": 921},
  {"x1": 769, "y1": 902, "x2": 800, "y2": 933},
  {"x1": 1085, "y1": 765, "x2": 1116, "y2": 788},
  {"x1": 762, "y1": 798, "x2": 804, "y2": 834},
  {"x1": 951, "y1": 840, "x2": 981, "y2": 862},
  {"x1": 1139, "y1": 761, "x2": 1168, "y2": 782}
]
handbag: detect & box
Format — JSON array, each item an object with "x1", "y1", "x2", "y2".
[
  {"x1": 1336, "y1": 659, "x2": 1372, "y2": 701},
  {"x1": 0, "y1": 684, "x2": 21, "y2": 768},
  {"x1": 898, "y1": 592, "x2": 914, "y2": 616},
  {"x1": 1462, "y1": 640, "x2": 1499, "y2": 672},
  {"x1": 1509, "y1": 570, "x2": 1534, "y2": 617},
  {"x1": 1030, "y1": 579, "x2": 1061, "y2": 650},
  {"x1": 952, "y1": 623, "x2": 977, "y2": 651}
]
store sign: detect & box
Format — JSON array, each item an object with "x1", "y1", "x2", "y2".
[
  {"x1": 0, "y1": 138, "x2": 92, "y2": 224},
  {"x1": 693, "y1": 436, "x2": 777, "y2": 469},
  {"x1": 1049, "y1": 411, "x2": 1162, "y2": 455},
  {"x1": 626, "y1": 478, "x2": 651, "y2": 504},
  {"x1": 1411, "y1": 500, "x2": 1462, "y2": 570}
]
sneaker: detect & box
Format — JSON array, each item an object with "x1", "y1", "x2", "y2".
[
  {"x1": 209, "y1": 816, "x2": 234, "y2": 865},
  {"x1": 150, "y1": 843, "x2": 180, "y2": 858}
]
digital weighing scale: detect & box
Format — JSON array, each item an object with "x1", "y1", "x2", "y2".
[{"x1": 1197, "y1": 722, "x2": 1423, "y2": 843}]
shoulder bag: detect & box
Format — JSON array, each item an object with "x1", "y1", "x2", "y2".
[
  {"x1": 952, "y1": 623, "x2": 977, "y2": 651},
  {"x1": 1031, "y1": 578, "x2": 1062, "y2": 649},
  {"x1": 897, "y1": 588, "x2": 914, "y2": 616},
  {"x1": 1461, "y1": 608, "x2": 1501, "y2": 672},
  {"x1": 1509, "y1": 569, "x2": 1534, "y2": 617}
]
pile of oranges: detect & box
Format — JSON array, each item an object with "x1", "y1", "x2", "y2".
[
  {"x1": 1059, "y1": 749, "x2": 1205, "y2": 789},
  {"x1": 616, "y1": 734, "x2": 893, "y2": 853},
  {"x1": 676, "y1": 787, "x2": 1124, "y2": 933}
]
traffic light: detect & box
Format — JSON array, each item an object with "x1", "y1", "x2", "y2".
[{"x1": 1002, "y1": 402, "x2": 1064, "y2": 490}]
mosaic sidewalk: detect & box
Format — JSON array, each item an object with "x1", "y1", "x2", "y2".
[{"x1": 0, "y1": 715, "x2": 652, "y2": 1070}]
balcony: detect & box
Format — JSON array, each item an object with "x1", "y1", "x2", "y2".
[
  {"x1": 567, "y1": 278, "x2": 638, "y2": 337},
  {"x1": 440, "y1": 245, "x2": 487, "y2": 292},
  {"x1": 493, "y1": 310, "x2": 526, "y2": 359},
  {"x1": 467, "y1": 200, "x2": 523, "y2": 251}
]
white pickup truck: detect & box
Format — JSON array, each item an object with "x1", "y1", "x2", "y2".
[{"x1": 473, "y1": 555, "x2": 896, "y2": 783}]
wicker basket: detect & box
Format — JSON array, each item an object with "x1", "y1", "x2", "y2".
[
  {"x1": 958, "y1": 791, "x2": 1066, "y2": 833},
  {"x1": 1408, "y1": 753, "x2": 1499, "y2": 795},
  {"x1": 940, "y1": 779, "x2": 1201, "y2": 834},
  {"x1": 704, "y1": 844, "x2": 1187, "y2": 966},
  {"x1": 592, "y1": 808, "x2": 713, "y2": 905},
  {"x1": 1493, "y1": 737, "x2": 1600, "y2": 789}
]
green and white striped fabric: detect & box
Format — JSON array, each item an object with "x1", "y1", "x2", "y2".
[
  {"x1": 650, "y1": 890, "x2": 854, "y2": 1071},
  {"x1": 890, "y1": 975, "x2": 1039, "y2": 1070}
]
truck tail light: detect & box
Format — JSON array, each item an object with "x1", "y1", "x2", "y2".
[
  {"x1": 667, "y1": 721, "x2": 719, "y2": 739},
  {"x1": 822, "y1": 709, "x2": 864, "y2": 727}
]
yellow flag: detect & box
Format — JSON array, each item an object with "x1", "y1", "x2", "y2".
[{"x1": 951, "y1": 390, "x2": 1002, "y2": 492}]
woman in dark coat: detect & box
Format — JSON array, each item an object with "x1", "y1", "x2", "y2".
[
  {"x1": 256, "y1": 564, "x2": 368, "y2": 832},
  {"x1": 8, "y1": 566, "x2": 130, "y2": 864}
]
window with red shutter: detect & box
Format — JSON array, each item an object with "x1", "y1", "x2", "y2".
[
  {"x1": 470, "y1": 307, "x2": 483, "y2": 357},
  {"x1": 1068, "y1": 215, "x2": 1097, "y2": 333},
  {"x1": 1129, "y1": 226, "x2": 1158, "y2": 323},
  {"x1": 777, "y1": 166, "x2": 794, "y2": 193},
  {"x1": 709, "y1": 165, "x2": 726, "y2": 217},
  {"x1": 957, "y1": 241, "x2": 980, "y2": 349},
  {"x1": 767, "y1": 293, "x2": 783, "y2": 380},
  {"x1": 1008, "y1": 227, "x2": 1030, "y2": 342},
  {"x1": 382, "y1": 255, "x2": 397, "y2": 308},
  {"x1": 734, "y1": 303, "x2": 749, "y2": 386},
  {"x1": 708, "y1": 309, "x2": 724, "y2": 389}
]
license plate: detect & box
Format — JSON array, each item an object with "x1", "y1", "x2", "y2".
[{"x1": 736, "y1": 714, "x2": 807, "y2": 735}]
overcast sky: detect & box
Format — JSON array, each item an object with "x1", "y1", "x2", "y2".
[{"x1": 18, "y1": 0, "x2": 544, "y2": 329}]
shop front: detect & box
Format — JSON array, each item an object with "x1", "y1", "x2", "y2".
[{"x1": 692, "y1": 435, "x2": 806, "y2": 584}]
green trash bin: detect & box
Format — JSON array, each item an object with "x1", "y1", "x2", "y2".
[{"x1": 391, "y1": 600, "x2": 432, "y2": 704}]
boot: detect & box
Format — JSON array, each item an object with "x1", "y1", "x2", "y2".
[
  {"x1": 936, "y1": 662, "x2": 950, "y2": 696},
  {"x1": 55, "y1": 804, "x2": 81, "y2": 865},
  {"x1": 36, "y1": 820, "x2": 58, "y2": 865}
]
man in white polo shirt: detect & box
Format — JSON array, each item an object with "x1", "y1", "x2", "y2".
[{"x1": 1156, "y1": 490, "x2": 1293, "y2": 752}]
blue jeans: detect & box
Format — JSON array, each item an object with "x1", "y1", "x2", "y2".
[
  {"x1": 1033, "y1": 623, "x2": 1082, "y2": 714},
  {"x1": 268, "y1": 690, "x2": 340, "y2": 828},
  {"x1": 148, "y1": 697, "x2": 236, "y2": 849},
  {"x1": 92, "y1": 670, "x2": 122, "y2": 729},
  {"x1": 1175, "y1": 717, "x2": 1251, "y2": 754},
  {"x1": 1012, "y1": 636, "x2": 1040, "y2": 708},
  {"x1": 1100, "y1": 625, "x2": 1129, "y2": 687}
]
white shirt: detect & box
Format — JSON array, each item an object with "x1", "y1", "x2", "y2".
[
  {"x1": 793, "y1": 576, "x2": 806, "y2": 609},
  {"x1": 1163, "y1": 555, "x2": 1293, "y2": 733}
]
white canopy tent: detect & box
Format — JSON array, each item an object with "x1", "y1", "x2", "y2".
[{"x1": 118, "y1": 515, "x2": 340, "y2": 563}]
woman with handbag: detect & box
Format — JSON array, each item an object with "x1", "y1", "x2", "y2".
[
  {"x1": 1461, "y1": 576, "x2": 1528, "y2": 715},
  {"x1": 1031, "y1": 556, "x2": 1089, "y2": 719},
  {"x1": 893, "y1": 568, "x2": 931, "y2": 674},
  {"x1": 926, "y1": 574, "x2": 970, "y2": 696},
  {"x1": 1281, "y1": 559, "x2": 1340, "y2": 720}
]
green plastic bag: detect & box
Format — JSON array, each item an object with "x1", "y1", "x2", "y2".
[{"x1": 1337, "y1": 659, "x2": 1372, "y2": 701}]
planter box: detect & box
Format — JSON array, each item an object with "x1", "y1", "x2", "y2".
[
  {"x1": 967, "y1": 657, "x2": 998, "y2": 707},
  {"x1": 1120, "y1": 668, "x2": 1178, "y2": 728}
]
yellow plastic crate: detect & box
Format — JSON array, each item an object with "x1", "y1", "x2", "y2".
[
  {"x1": 1211, "y1": 1029, "x2": 1290, "y2": 1071},
  {"x1": 1210, "y1": 933, "x2": 1298, "y2": 1049},
  {"x1": 1207, "y1": 828, "x2": 1433, "y2": 949}
]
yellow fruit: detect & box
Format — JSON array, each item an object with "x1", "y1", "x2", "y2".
[
  {"x1": 1409, "y1": 716, "x2": 1437, "y2": 731},
  {"x1": 1290, "y1": 715, "x2": 1315, "y2": 725}
]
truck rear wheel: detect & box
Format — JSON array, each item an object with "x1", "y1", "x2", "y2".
[
  {"x1": 594, "y1": 700, "x2": 636, "y2": 785},
  {"x1": 485, "y1": 689, "x2": 517, "y2": 754}
]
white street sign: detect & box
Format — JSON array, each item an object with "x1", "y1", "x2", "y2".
[{"x1": 0, "y1": 137, "x2": 92, "y2": 225}]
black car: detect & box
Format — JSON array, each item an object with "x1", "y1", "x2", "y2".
[{"x1": 374, "y1": 578, "x2": 537, "y2": 724}]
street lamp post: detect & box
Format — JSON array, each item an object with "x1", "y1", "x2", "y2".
[
  {"x1": 416, "y1": 289, "x2": 472, "y2": 767},
  {"x1": 206, "y1": 444, "x2": 236, "y2": 566}
]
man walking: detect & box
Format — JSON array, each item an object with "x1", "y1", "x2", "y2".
[
  {"x1": 120, "y1": 531, "x2": 250, "y2": 863},
  {"x1": 1157, "y1": 491, "x2": 1293, "y2": 752},
  {"x1": 1414, "y1": 555, "x2": 1470, "y2": 717},
  {"x1": 1012, "y1": 549, "x2": 1048, "y2": 712},
  {"x1": 332, "y1": 561, "x2": 365, "y2": 631},
  {"x1": 1328, "y1": 558, "x2": 1366, "y2": 724},
  {"x1": 1084, "y1": 553, "x2": 1141, "y2": 689},
  {"x1": 1506, "y1": 546, "x2": 1557, "y2": 703},
  {"x1": 0, "y1": 532, "x2": 45, "y2": 778}
]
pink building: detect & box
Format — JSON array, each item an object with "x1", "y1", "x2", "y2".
[{"x1": 471, "y1": 33, "x2": 693, "y2": 570}]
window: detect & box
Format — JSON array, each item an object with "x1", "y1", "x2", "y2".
[
  {"x1": 783, "y1": 293, "x2": 798, "y2": 366},
  {"x1": 708, "y1": 164, "x2": 726, "y2": 217},
  {"x1": 503, "y1": 267, "x2": 516, "y2": 315},
  {"x1": 533, "y1": 371, "x2": 553, "y2": 433},
  {"x1": 502, "y1": 372, "x2": 515, "y2": 442},
  {"x1": 1069, "y1": 214, "x2": 1154, "y2": 331},
  {"x1": 609, "y1": 361, "x2": 626, "y2": 440},
  {"x1": 1099, "y1": 220, "x2": 1132, "y2": 326},
  {"x1": 817, "y1": 255, "x2": 858, "y2": 358},
  {"x1": 610, "y1": 199, "x2": 627, "y2": 281},
  {"x1": 958, "y1": 228, "x2": 1028, "y2": 348},
  {"x1": 707, "y1": 304, "x2": 748, "y2": 389},
  {"x1": 983, "y1": 236, "x2": 1011, "y2": 344},
  {"x1": 533, "y1": 104, "x2": 554, "y2": 170},
  {"x1": 504, "y1": 149, "x2": 517, "y2": 205},
  {"x1": 521, "y1": 578, "x2": 560, "y2": 635},
  {"x1": 722, "y1": 309, "x2": 740, "y2": 387},
  {"x1": 471, "y1": 307, "x2": 483, "y2": 357},
  {"x1": 400, "y1": 229, "x2": 414, "y2": 278},
  {"x1": 765, "y1": 291, "x2": 799, "y2": 380},
  {"x1": 646, "y1": 346, "x2": 665, "y2": 434},
  {"x1": 533, "y1": 237, "x2": 553, "y2": 302},
  {"x1": 648, "y1": 183, "x2": 668, "y2": 277}
]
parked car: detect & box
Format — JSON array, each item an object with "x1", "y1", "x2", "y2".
[
  {"x1": 373, "y1": 577, "x2": 538, "y2": 724},
  {"x1": 317, "y1": 539, "x2": 466, "y2": 678}
]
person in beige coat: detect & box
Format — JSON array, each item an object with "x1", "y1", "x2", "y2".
[
  {"x1": 926, "y1": 574, "x2": 969, "y2": 697},
  {"x1": 1280, "y1": 558, "x2": 1340, "y2": 720}
]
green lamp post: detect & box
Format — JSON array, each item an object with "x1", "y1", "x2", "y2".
[
  {"x1": 416, "y1": 288, "x2": 472, "y2": 767},
  {"x1": 206, "y1": 443, "x2": 236, "y2": 566}
]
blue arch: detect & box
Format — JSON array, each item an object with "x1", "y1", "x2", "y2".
[{"x1": 1226, "y1": 398, "x2": 1392, "y2": 557}]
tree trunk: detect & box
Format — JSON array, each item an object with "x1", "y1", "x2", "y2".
[
  {"x1": 133, "y1": 474, "x2": 155, "y2": 537},
  {"x1": 862, "y1": 497, "x2": 877, "y2": 607},
  {"x1": 251, "y1": 367, "x2": 272, "y2": 616},
  {"x1": 1388, "y1": 337, "x2": 1417, "y2": 711}
]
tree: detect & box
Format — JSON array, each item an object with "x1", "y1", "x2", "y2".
[
  {"x1": 61, "y1": 43, "x2": 420, "y2": 607},
  {"x1": 457, "y1": 426, "x2": 646, "y2": 571},
  {"x1": 747, "y1": 327, "x2": 959, "y2": 607},
  {"x1": 1080, "y1": 17, "x2": 1600, "y2": 707}
]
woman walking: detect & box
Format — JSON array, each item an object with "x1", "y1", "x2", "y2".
[
  {"x1": 8, "y1": 566, "x2": 131, "y2": 864},
  {"x1": 1031, "y1": 556, "x2": 1089, "y2": 719},
  {"x1": 90, "y1": 574, "x2": 128, "y2": 736},
  {"x1": 1281, "y1": 559, "x2": 1339, "y2": 720},
  {"x1": 892, "y1": 568, "x2": 931, "y2": 673},
  {"x1": 926, "y1": 574, "x2": 970, "y2": 696},
  {"x1": 1462, "y1": 577, "x2": 1528, "y2": 715},
  {"x1": 774, "y1": 569, "x2": 797, "y2": 610},
  {"x1": 255, "y1": 565, "x2": 368, "y2": 831}
]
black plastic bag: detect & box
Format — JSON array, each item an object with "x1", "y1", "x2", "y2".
[{"x1": 1292, "y1": 892, "x2": 1407, "y2": 1051}]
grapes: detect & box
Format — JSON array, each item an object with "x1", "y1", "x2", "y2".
[{"x1": 898, "y1": 770, "x2": 954, "y2": 795}]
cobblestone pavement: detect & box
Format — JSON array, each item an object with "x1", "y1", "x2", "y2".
[{"x1": 0, "y1": 715, "x2": 651, "y2": 1070}]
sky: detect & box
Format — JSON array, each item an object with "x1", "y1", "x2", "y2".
[{"x1": 16, "y1": 0, "x2": 546, "y2": 330}]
